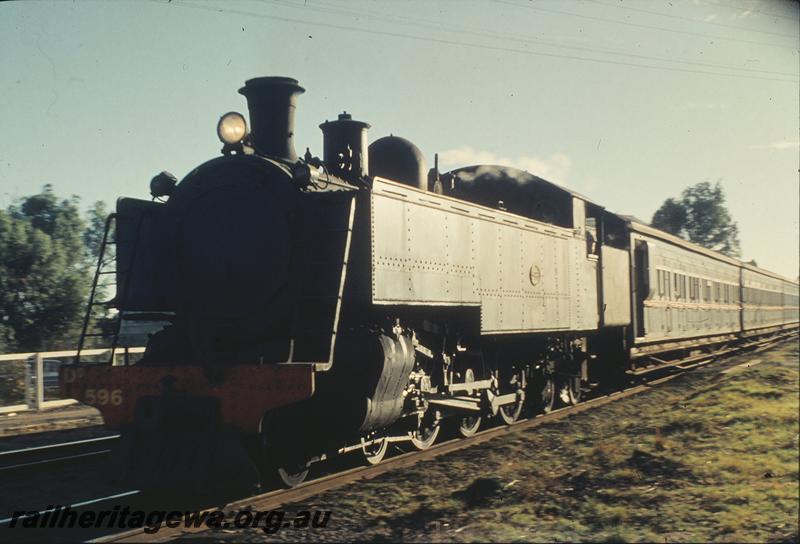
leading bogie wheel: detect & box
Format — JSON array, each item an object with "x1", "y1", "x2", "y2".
[
  {"x1": 263, "y1": 429, "x2": 313, "y2": 488},
  {"x1": 276, "y1": 462, "x2": 310, "y2": 488}
]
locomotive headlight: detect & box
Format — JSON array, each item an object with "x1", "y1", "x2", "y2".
[{"x1": 217, "y1": 111, "x2": 248, "y2": 144}]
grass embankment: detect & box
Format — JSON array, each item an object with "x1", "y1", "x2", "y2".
[{"x1": 262, "y1": 342, "x2": 799, "y2": 543}]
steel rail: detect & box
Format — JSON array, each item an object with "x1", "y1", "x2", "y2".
[
  {"x1": 0, "y1": 491, "x2": 141, "y2": 528},
  {"x1": 93, "y1": 332, "x2": 796, "y2": 543},
  {"x1": 0, "y1": 435, "x2": 120, "y2": 472}
]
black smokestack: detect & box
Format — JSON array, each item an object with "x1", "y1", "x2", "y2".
[{"x1": 238, "y1": 77, "x2": 305, "y2": 162}]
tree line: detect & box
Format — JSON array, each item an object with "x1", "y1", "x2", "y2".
[
  {"x1": 650, "y1": 180, "x2": 741, "y2": 259},
  {"x1": 0, "y1": 185, "x2": 109, "y2": 352},
  {"x1": 0, "y1": 181, "x2": 742, "y2": 354}
]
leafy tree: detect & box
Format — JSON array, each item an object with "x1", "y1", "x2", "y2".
[
  {"x1": 651, "y1": 181, "x2": 741, "y2": 258},
  {"x1": 83, "y1": 200, "x2": 116, "y2": 347},
  {"x1": 650, "y1": 198, "x2": 686, "y2": 237},
  {"x1": 84, "y1": 201, "x2": 112, "y2": 264},
  {"x1": 0, "y1": 185, "x2": 110, "y2": 352}
]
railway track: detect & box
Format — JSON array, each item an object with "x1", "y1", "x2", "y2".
[
  {"x1": 90, "y1": 332, "x2": 794, "y2": 543},
  {"x1": 1, "y1": 332, "x2": 792, "y2": 541},
  {"x1": 0, "y1": 435, "x2": 119, "y2": 473},
  {"x1": 0, "y1": 434, "x2": 134, "y2": 542}
]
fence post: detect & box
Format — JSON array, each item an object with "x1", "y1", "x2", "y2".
[
  {"x1": 33, "y1": 353, "x2": 44, "y2": 411},
  {"x1": 24, "y1": 356, "x2": 32, "y2": 408}
]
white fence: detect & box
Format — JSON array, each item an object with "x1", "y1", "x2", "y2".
[{"x1": 0, "y1": 347, "x2": 144, "y2": 414}]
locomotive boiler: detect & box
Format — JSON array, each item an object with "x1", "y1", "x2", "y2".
[{"x1": 61, "y1": 76, "x2": 799, "y2": 494}]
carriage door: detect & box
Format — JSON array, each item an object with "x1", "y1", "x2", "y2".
[{"x1": 633, "y1": 240, "x2": 650, "y2": 337}]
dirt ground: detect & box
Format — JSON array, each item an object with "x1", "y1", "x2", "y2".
[{"x1": 0, "y1": 404, "x2": 104, "y2": 447}]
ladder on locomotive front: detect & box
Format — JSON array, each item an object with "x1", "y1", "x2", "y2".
[{"x1": 75, "y1": 213, "x2": 141, "y2": 365}]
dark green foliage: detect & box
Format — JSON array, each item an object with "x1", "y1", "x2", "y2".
[
  {"x1": 0, "y1": 185, "x2": 109, "y2": 352},
  {"x1": 650, "y1": 197, "x2": 686, "y2": 237},
  {"x1": 84, "y1": 200, "x2": 112, "y2": 264},
  {"x1": 82, "y1": 200, "x2": 116, "y2": 345},
  {"x1": 651, "y1": 181, "x2": 741, "y2": 258}
]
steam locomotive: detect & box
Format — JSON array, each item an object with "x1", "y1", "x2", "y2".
[{"x1": 61, "y1": 76, "x2": 799, "y2": 495}]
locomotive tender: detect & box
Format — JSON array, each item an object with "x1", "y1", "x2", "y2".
[{"x1": 61, "y1": 77, "x2": 799, "y2": 492}]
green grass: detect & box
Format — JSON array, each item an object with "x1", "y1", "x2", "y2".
[{"x1": 280, "y1": 342, "x2": 799, "y2": 543}]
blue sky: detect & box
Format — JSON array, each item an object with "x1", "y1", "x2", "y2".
[{"x1": 1, "y1": 0, "x2": 798, "y2": 278}]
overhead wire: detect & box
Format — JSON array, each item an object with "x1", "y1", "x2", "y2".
[
  {"x1": 700, "y1": 0, "x2": 800, "y2": 22},
  {"x1": 583, "y1": 0, "x2": 799, "y2": 40},
  {"x1": 269, "y1": 0, "x2": 797, "y2": 78},
  {"x1": 491, "y1": 0, "x2": 798, "y2": 50},
  {"x1": 154, "y1": 0, "x2": 798, "y2": 84}
]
